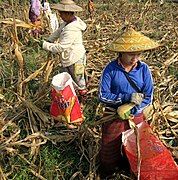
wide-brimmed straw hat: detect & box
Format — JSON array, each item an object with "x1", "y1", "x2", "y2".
[
  {"x1": 51, "y1": 0, "x2": 83, "y2": 12},
  {"x1": 108, "y1": 28, "x2": 160, "y2": 52}
]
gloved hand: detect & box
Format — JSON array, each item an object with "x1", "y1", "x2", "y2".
[
  {"x1": 117, "y1": 103, "x2": 135, "y2": 120},
  {"x1": 119, "y1": 109, "x2": 131, "y2": 120},
  {"x1": 31, "y1": 37, "x2": 44, "y2": 47},
  {"x1": 38, "y1": 40, "x2": 44, "y2": 48},
  {"x1": 131, "y1": 93, "x2": 144, "y2": 105}
]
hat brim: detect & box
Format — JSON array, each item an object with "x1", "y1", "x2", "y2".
[
  {"x1": 108, "y1": 43, "x2": 160, "y2": 52},
  {"x1": 51, "y1": 4, "x2": 83, "y2": 12}
]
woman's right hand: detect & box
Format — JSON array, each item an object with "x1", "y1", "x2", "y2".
[{"x1": 131, "y1": 93, "x2": 144, "y2": 105}]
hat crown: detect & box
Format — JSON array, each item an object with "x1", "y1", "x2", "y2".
[
  {"x1": 122, "y1": 28, "x2": 142, "y2": 38},
  {"x1": 60, "y1": 0, "x2": 76, "y2": 5},
  {"x1": 52, "y1": 0, "x2": 83, "y2": 12}
]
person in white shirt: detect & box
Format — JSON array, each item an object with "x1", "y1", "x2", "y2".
[{"x1": 41, "y1": 0, "x2": 87, "y2": 99}]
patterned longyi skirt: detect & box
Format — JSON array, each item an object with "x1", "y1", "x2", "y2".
[{"x1": 99, "y1": 110, "x2": 145, "y2": 175}]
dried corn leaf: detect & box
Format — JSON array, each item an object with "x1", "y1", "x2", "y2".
[
  {"x1": 0, "y1": 18, "x2": 36, "y2": 29},
  {"x1": 26, "y1": 108, "x2": 42, "y2": 158},
  {"x1": 87, "y1": 88, "x2": 98, "y2": 94},
  {"x1": 166, "y1": 117, "x2": 178, "y2": 123},
  {"x1": 7, "y1": 132, "x2": 47, "y2": 147},
  {"x1": 5, "y1": 147, "x2": 18, "y2": 155},
  {"x1": 0, "y1": 94, "x2": 5, "y2": 100},
  {"x1": 47, "y1": 134, "x2": 74, "y2": 144},
  {"x1": 22, "y1": 62, "x2": 47, "y2": 84},
  {"x1": 0, "y1": 165, "x2": 6, "y2": 180},
  {"x1": 14, "y1": 43, "x2": 24, "y2": 69},
  {"x1": 22, "y1": 100, "x2": 50, "y2": 124},
  {"x1": 44, "y1": 60, "x2": 55, "y2": 83},
  {"x1": 163, "y1": 53, "x2": 178, "y2": 67},
  {"x1": 0, "y1": 120, "x2": 15, "y2": 134},
  {"x1": 30, "y1": 138, "x2": 40, "y2": 157},
  {"x1": 29, "y1": 168, "x2": 47, "y2": 180},
  {"x1": 168, "y1": 111, "x2": 178, "y2": 118},
  {"x1": 3, "y1": 130, "x2": 20, "y2": 145}
]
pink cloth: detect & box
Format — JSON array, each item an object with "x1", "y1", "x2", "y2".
[{"x1": 29, "y1": 0, "x2": 41, "y2": 23}]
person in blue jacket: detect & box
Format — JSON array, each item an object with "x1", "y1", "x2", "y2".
[{"x1": 98, "y1": 28, "x2": 160, "y2": 178}]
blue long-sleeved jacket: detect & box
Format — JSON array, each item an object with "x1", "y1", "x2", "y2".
[{"x1": 98, "y1": 59, "x2": 154, "y2": 115}]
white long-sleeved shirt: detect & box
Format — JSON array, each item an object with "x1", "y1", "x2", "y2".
[{"x1": 42, "y1": 16, "x2": 86, "y2": 67}]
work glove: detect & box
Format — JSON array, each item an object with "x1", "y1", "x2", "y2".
[
  {"x1": 38, "y1": 40, "x2": 44, "y2": 48},
  {"x1": 117, "y1": 103, "x2": 135, "y2": 120},
  {"x1": 31, "y1": 37, "x2": 44, "y2": 47},
  {"x1": 131, "y1": 93, "x2": 144, "y2": 105}
]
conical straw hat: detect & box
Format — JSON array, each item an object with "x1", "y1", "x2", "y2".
[
  {"x1": 108, "y1": 28, "x2": 160, "y2": 52},
  {"x1": 51, "y1": 0, "x2": 83, "y2": 12}
]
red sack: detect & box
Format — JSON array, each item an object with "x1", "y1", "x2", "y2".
[
  {"x1": 122, "y1": 121, "x2": 178, "y2": 180},
  {"x1": 50, "y1": 72, "x2": 84, "y2": 124}
]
